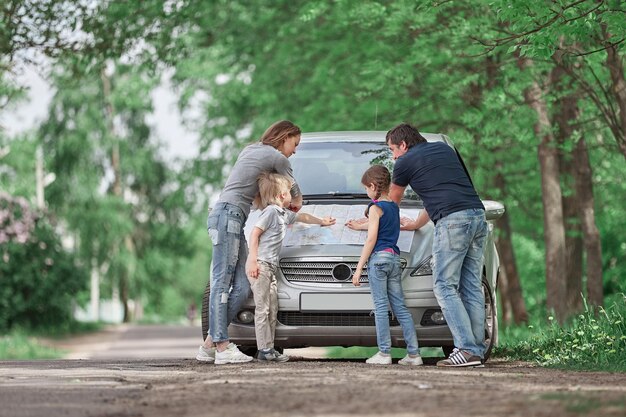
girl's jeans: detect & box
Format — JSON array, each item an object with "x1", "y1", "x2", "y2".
[
  {"x1": 367, "y1": 251, "x2": 419, "y2": 355},
  {"x1": 207, "y1": 202, "x2": 251, "y2": 343},
  {"x1": 432, "y1": 208, "x2": 488, "y2": 358}
]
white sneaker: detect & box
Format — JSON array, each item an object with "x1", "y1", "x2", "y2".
[
  {"x1": 398, "y1": 354, "x2": 423, "y2": 366},
  {"x1": 196, "y1": 345, "x2": 215, "y2": 363},
  {"x1": 366, "y1": 351, "x2": 392, "y2": 365},
  {"x1": 215, "y1": 343, "x2": 253, "y2": 364}
]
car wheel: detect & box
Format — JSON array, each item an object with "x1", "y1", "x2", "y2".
[
  {"x1": 442, "y1": 345, "x2": 455, "y2": 358},
  {"x1": 201, "y1": 279, "x2": 261, "y2": 358},
  {"x1": 483, "y1": 279, "x2": 496, "y2": 361},
  {"x1": 238, "y1": 346, "x2": 258, "y2": 357},
  {"x1": 201, "y1": 277, "x2": 210, "y2": 341}
]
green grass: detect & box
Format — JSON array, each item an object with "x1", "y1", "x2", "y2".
[
  {"x1": 495, "y1": 294, "x2": 626, "y2": 372},
  {"x1": 0, "y1": 331, "x2": 64, "y2": 360},
  {"x1": 0, "y1": 321, "x2": 104, "y2": 360},
  {"x1": 327, "y1": 346, "x2": 443, "y2": 359}
]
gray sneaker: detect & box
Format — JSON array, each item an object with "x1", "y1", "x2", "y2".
[
  {"x1": 196, "y1": 345, "x2": 216, "y2": 363},
  {"x1": 257, "y1": 348, "x2": 289, "y2": 363}
]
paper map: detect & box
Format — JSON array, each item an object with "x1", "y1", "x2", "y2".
[{"x1": 283, "y1": 204, "x2": 420, "y2": 253}]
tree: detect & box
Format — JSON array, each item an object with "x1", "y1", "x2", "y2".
[{"x1": 40, "y1": 60, "x2": 196, "y2": 321}]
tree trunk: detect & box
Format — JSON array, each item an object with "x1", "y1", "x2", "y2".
[
  {"x1": 497, "y1": 263, "x2": 513, "y2": 324},
  {"x1": 494, "y1": 173, "x2": 528, "y2": 324},
  {"x1": 604, "y1": 27, "x2": 626, "y2": 160},
  {"x1": 572, "y1": 138, "x2": 604, "y2": 307},
  {"x1": 524, "y1": 78, "x2": 568, "y2": 324},
  {"x1": 552, "y1": 72, "x2": 584, "y2": 314},
  {"x1": 101, "y1": 67, "x2": 131, "y2": 321}
]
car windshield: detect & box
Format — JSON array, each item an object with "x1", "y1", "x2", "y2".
[{"x1": 290, "y1": 141, "x2": 420, "y2": 201}]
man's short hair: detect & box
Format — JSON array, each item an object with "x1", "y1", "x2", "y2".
[{"x1": 386, "y1": 123, "x2": 427, "y2": 148}]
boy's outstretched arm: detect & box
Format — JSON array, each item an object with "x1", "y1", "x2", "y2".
[
  {"x1": 295, "y1": 213, "x2": 336, "y2": 226},
  {"x1": 246, "y1": 227, "x2": 264, "y2": 278}
]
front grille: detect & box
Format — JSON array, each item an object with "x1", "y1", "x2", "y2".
[
  {"x1": 280, "y1": 260, "x2": 366, "y2": 283},
  {"x1": 280, "y1": 259, "x2": 407, "y2": 283},
  {"x1": 277, "y1": 311, "x2": 400, "y2": 327}
]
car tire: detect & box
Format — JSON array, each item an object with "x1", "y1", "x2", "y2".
[
  {"x1": 201, "y1": 277, "x2": 265, "y2": 359},
  {"x1": 483, "y1": 279, "x2": 496, "y2": 361},
  {"x1": 442, "y1": 345, "x2": 455, "y2": 358},
  {"x1": 201, "y1": 277, "x2": 211, "y2": 341}
]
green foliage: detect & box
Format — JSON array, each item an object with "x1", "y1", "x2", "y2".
[
  {"x1": 0, "y1": 331, "x2": 63, "y2": 360},
  {"x1": 2, "y1": 0, "x2": 625, "y2": 335},
  {"x1": 0, "y1": 194, "x2": 88, "y2": 332},
  {"x1": 142, "y1": 217, "x2": 211, "y2": 320},
  {"x1": 170, "y1": 0, "x2": 625, "y2": 325},
  {"x1": 497, "y1": 295, "x2": 626, "y2": 371}
]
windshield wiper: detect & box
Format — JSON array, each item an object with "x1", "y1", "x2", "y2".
[{"x1": 304, "y1": 193, "x2": 369, "y2": 199}]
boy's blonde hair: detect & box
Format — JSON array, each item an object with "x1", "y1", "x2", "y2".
[{"x1": 255, "y1": 172, "x2": 292, "y2": 209}]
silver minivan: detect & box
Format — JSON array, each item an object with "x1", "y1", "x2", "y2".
[{"x1": 201, "y1": 131, "x2": 504, "y2": 358}]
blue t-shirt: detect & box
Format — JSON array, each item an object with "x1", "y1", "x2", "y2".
[
  {"x1": 367, "y1": 200, "x2": 400, "y2": 255},
  {"x1": 392, "y1": 141, "x2": 484, "y2": 224}
]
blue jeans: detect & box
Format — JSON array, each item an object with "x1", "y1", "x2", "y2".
[
  {"x1": 367, "y1": 251, "x2": 419, "y2": 355},
  {"x1": 207, "y1": 202, "x2": 251, "y2": 343},
  {"x1": 432, "y1": 208, "x2": 488, "y2": 358}
]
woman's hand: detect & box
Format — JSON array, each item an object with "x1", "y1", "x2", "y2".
[
  {"x1": 246, "y1": 257, "x2": 259, "y2": 279},
  {"x1": 320, "y1": 216, "x2": 336, "y2": 226},
  {"x1": 352, "y1": 270, "x2": 361, "y2": 287}
]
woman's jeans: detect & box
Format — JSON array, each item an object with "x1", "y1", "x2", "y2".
[
  {"x1": 207, "y1": 202, "x2": 251, "y2": 343},
  {"x1": 367, "y1": 251, "x2": 419, "y2": 355},
  {"x1": 432, "y1": 208, "x2": 488, "y2": 358}
]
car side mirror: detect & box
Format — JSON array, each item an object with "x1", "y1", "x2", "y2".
[{"x1": 483, "y1": 200, "x2": 505, "y2": 220}]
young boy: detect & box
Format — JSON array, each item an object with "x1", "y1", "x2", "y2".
[{"x1": 246, "y1": 172, "x2": 336, "y2": 362}]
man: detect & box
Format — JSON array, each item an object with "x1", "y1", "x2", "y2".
[{"x1": 387, "y1": 123, "x2": 488, "y2": 367}]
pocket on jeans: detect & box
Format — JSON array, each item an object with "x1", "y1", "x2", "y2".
[
  {"x1": 227, "y1": 219, "x2": 241, "y2": 234},
  {"x1": 445, "y1": 222, "x2": 471, "y2": 252},
  {"x1": 207, "y1": 214, "x2": 220, "y2": 245}
]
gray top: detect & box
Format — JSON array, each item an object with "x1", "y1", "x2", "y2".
[
  {"x1": 218, "y1": 143, "x2": 296, "y2": 217},
  {"x1": 255, "y1": 204, "x2": 297, "y2": 266}
]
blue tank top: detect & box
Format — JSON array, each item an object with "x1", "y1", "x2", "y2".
[{"x1": 366, "y1": 200, "x2": 400, "y2": 255}]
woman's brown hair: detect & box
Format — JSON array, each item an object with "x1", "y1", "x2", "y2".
[{"x1": 260, "y1": 120, "x2": 302, "y2": 149}]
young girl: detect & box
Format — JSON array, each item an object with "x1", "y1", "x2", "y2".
[
  {"x1": 346, "y1": 165, "x2": 422, "y2": 365},
  {"x1": 246, "y1": 173, "x2": 336, "y2": 362}
]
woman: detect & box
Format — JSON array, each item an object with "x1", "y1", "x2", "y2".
[{"x1": 196, "y1": 120, "x2": 303, "y2": 364}]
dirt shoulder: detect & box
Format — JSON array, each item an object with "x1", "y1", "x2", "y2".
[{"x1": 1, "y1": 357, "x2": 625, "y2": 417}]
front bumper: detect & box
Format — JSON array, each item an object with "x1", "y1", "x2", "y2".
[{"x1": 228, "y1": 295, "x2": 454, "y2": 349}]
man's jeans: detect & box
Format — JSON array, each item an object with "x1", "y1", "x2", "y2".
[
  {"x1": 207, "y1": 202, "x2": 251, "y2": 343},
  {"x1": 248, "y1": 261, "x2": 278, "y2": 350},
  {"x1": 367, "y1": 251, "x2": 419, "y2": 355},
  {"x1": 432, "y1": 208, "x2": 488, "y2": 358}
]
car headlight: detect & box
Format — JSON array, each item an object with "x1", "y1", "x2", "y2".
[{"x1": 410, "y1": 256, "x2": 433, "y2": 277}]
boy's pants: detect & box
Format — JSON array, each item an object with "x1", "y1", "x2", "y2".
[{"x1": 248, "y1": 261, "x2": 278, "y2": 350}]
